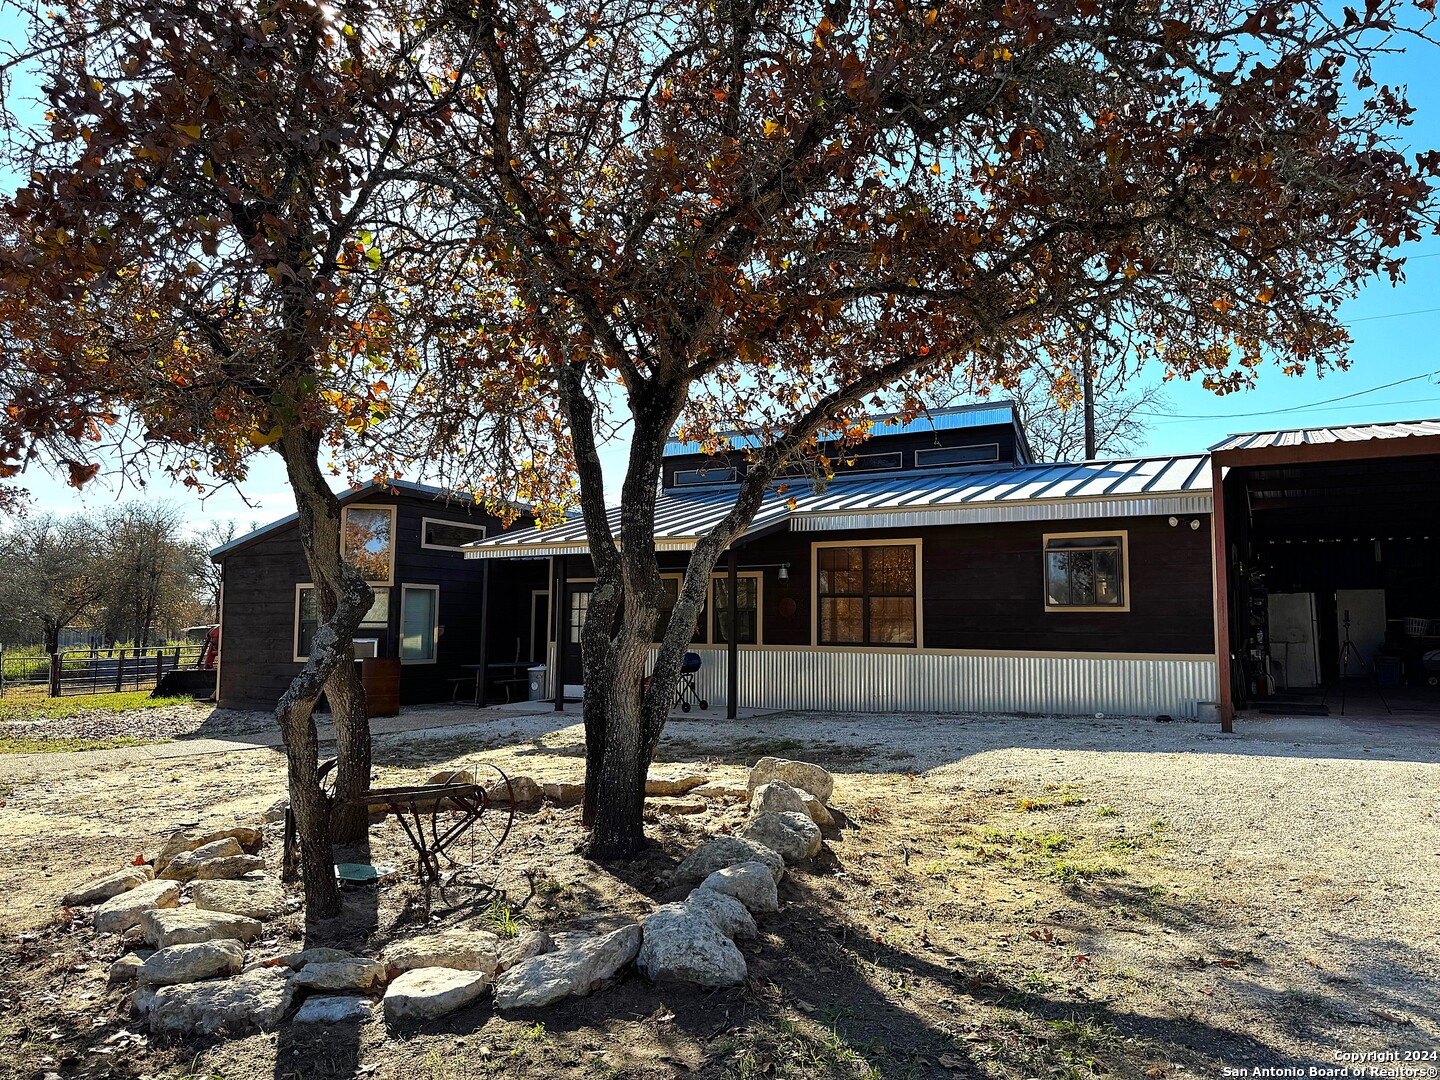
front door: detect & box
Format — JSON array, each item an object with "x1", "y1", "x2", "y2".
[{"x1": 561, "y1": 583, "x2": 594, "y2": 687}]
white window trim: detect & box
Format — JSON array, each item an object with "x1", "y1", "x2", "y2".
[
  {"x1": 420, "y1": 516, "x2": 488, "y2": 553},
  {"x1": 707, "y1": 571, "x2": 765, "y2": 646},
  {"x1": 810, "y1": 539, "x2": 924, "y2": 649},
  {"x1": 340, "y1": 503, "x2": 397, "y2": 586},
  {"x1": 293, "y1": 583, "x2": 314, "y2": 663},
  {"x1": 1042, "y1": 529, "x2": 1131, "y2": 613},
  {"x1": 399, "y1": 583, "x2": 441, "y2": 664}
]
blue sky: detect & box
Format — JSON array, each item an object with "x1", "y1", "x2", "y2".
[{"x1": 4, "y1": 13, "x2": 1438, "y2": 536}]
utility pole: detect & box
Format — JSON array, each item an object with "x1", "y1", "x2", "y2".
[{"x1": 1082, "y1": 356, "x2": 1097, "y2": 460}]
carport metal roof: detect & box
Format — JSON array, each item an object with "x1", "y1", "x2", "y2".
[
  {"x1": 1210, "y1": 418, "x2": 1440, "y2": 467},
  {"x1": 465, "y1": 453, "x2": 1213, "y2": 559}
]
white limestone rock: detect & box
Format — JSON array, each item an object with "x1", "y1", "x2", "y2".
[
  {"x1": 691, "y1": 781, "x2": 749, "y2": 800},
  {"x1": 65, "y1": 866, "x2": 154, "y2": 908},
  {"x1": 154, "y1": 826, "x2": 262, "y2": 874},
  {"x1": 108, "y1": 952, "x2": 149, "y2": 986},
  {"x1": 636, "y1": 905, "x2": 746, "y2": 987},
  {"x1": 497, "y1": 930, "x2": 556, "y2": 973},
  {"x1": 746, "y1": 757, "x2": 833, "y2": 803},
  {"x1": 382, "y1": 967, "x2": 491, "y2": 1024},
  {"x1": 483, "y1": 774, "x2": 545, "y2": 807},
  {"x1": 683, "y1": 889, "x2": 757, "y2": 940},
  {"x1": 291, "y1": 957, "x2": 386, "y2": 994},
  {"x1": 191, "y1": 854, "x2": 267, "y2": 882},
  {"x1": 294, "y1": 995, "x2": 374, "y2": 1024},
  {"x1": 739, "y1": 811, "x2": 822, "y2": 863},
  {"x1": 383, "y1": 929, "x2": 502, "y2": 978},
  {"x1": 695, "y1": 861, "x2": 780, "y2": 914},
  {"x1": 138, "y1": 940, "x2": 245, "y2": 987},
  {"x1": 799, "y1": 791, "x2": 836, "y2": 828},
  {"x1": 493, "y1": 924, "x2": 641, "y2": 1011},
  {"x1": 280, "y1": 947, "x2": 354, "y2": 969},
  {"x1": 157, "y1": 837, "x2": 244, "y2": 880},
  {"x1": 672, "y1": 836, "x2": 784, "y2": 888},
  {"x1": 93, "y1": 879, "x2": 181, "y2": 935},
  {"x1": 191, "y1": 878, "x2": 288, "y2": 920},
  {"x1": 749, "y1": 780, "x2": 808, "y2": 817},
  {"x1": 144, "y1": 908, "x2": 262, "y2": 949},
  {"x1": 541, "y1": 781, "x2": 585, "y2": 806},
  {"x1": 149, "y1": 966, "x2": 293, "y2": 1035},
  {"x1": 645, "y1": 769, "x2": 709, "y2": 797}
]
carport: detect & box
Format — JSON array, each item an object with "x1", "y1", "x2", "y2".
[{"x1": 1211, "y1": 420, "x2": 1440, "y2": 730}]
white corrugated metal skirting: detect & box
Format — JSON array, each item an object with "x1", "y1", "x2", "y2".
[{"x1": 651, "y1": 648, "x2": 1216, "y2": 719}]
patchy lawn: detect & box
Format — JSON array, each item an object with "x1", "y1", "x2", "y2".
[
  {"x1": 0, "y1": 692, "x2": 214, "y2": 753},
  {"x1": 0, "y1": 707, "x2": 1434, "y2": 1080}
]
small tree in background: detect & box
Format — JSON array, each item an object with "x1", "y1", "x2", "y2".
[
  {"x1": 0, "y1": 514, "x2": 108, "y2": 654},
  {"x1": 424, "y1": 0, "x2": 1439, "y2": 857}
]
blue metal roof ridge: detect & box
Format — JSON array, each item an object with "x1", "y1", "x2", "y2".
[{"x1": 662, "y1": 402, "x2": 1021, "y2": 458}]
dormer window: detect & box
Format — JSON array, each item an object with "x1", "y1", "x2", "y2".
[
  {"x1": 673, "y1": 467, "x2": 739, "y2": 486},
  {"x1": 914, "y1": 443, "x2": 1000, "y2": 468}
]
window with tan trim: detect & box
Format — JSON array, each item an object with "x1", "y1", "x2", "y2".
[
  {"x1": 709, "y1": 572, "x2": 762, "y2": 645},
  {"x1": 1043, "y1": 532, "x2": 1129, "y2": 611},
  {"x1": 341, "y1": 504, "x2": 397, "y2": 585},
  {"x1": 815, "y1": 542, "x2": 920, "y2": 647},
  {"x1": 655, "y1": 573, "x2": 702, "y2": 643},
  {"x1": 294, "y1": 584, "x2": 390, "y2": 662}
]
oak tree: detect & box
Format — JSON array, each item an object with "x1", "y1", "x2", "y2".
[
  {"x1": 1, "y1": 0, "x2": 483, "y2": 915},
  {"x1": 427, "y1": 0, "x2": 1439, "y2": 856}
]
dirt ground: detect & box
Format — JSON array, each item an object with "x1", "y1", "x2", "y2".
[{"x1": 0, "y1": 703, "x2": 1436, "y2": 1080}]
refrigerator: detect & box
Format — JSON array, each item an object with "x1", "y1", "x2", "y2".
[{"x1": 1268, "y1": 592, "x2": 1320, "y2": 689}]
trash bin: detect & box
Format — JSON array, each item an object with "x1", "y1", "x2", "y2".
[
  {"x1": 1374, "y1": 655, "x2": 1403, "y2": 688},
  {"x1": 527, "y1": 665, "x2": 547, "y2": 701}
]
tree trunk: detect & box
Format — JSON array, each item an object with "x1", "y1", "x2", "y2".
[
  {"x1": 272, "y1": 426, "x2": 373, "y2": 920},
  {"x1": 325, "y1": 650, "x2": 371, "y2": 844}
]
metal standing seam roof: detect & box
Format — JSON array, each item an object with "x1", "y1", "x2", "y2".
[
  {"x1": 465, "y1": 453, "x2": 1213, "y2": 558},
  {"x1": 1209, "y1": 418, "x2": 1440, "y2": 453}
]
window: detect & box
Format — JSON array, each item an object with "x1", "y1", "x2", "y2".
[
  {"x1": 838, "y1": 452, "x2": 904, "y2": 472},
  {"x1": 569, "y1": 589, "x2": 590, "y2": 644},
  {"x1": 421, "y1": 517, "x2": 487, "y2": 552},
  {"x1": 1044, "y1": 533, "x2": 1128, "y2": 611},
  {"x1": 711, "y1": 573, "x2": 761, "y2": 645},
  {"x1": 816, "y1": 543, "x2": 918, "y2": 647},
  {"x1": 400, "y1": 585, "x2": 439, "y2": 662},
  {"x1": 294, "y1": 585, "x2": 390, "y2": 662},
  {"x1": 341, "y1": 504, "x2": 396, "y2": 584},
  {"x1": 673, "y1": 467, "x2": 739, "y2": 486},
  {"x1": 914, "y1": 443, "x2": 1000, "y2": 468},
  {"x1": 655, "y1": 575, "x2": 702, "y2": 643}
]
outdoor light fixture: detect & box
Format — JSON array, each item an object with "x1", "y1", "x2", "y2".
[
  {"x1": 1168, "y1": 516, "x2": 1178, "y2": 527},
  {"x1": 778, "y1": 564, "x2": 790, "y2": 581},
  {"x1": 1190, "y1": 519, "x2": 1201, "y2": 531}
]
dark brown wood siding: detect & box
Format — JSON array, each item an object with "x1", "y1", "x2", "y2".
[
  {"x1": 594, "y1": 512, "x2": 1215, "y2": 655},
  {"x1": 216, "y1": 493, "x2": 546, "y2": 710}
]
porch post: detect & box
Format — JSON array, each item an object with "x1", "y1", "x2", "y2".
[
  {"x1": 1211, "y1": 458, "x2": 1234, "y2": 733},
  {"x1": 553, "y1": 557, "x2": 568, "y2": 710},
  {"x1": 726, "y1": 547, "x2": 739, "y2": 720},
  {"x1": 475, "y1": 559, "x2": 490, "y2": 707}
]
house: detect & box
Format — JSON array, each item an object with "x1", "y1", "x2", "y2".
[
  {"x1": 466, "y1": 403, "x2": 1220, "y2": 720},
  {"x1": 209, "y1": 480, "x2": 548, "y2": 710},
  {"x1": 213, "y1": 409, "x2": 1440, "y2": 727}
]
